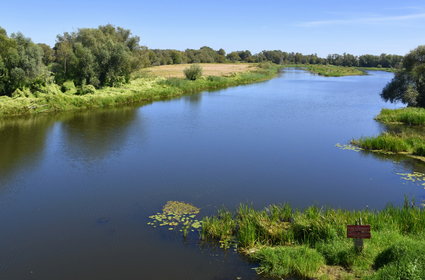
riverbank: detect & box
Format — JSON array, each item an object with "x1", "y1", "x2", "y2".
[
  {"x1": 285, "y1": 64, "x2": 396, "y2": 77},
  {"x1": 353, "y1": 108, "x2": 425, "y2": 160},
  {"x1": 0, "y1": 63, "x2": 282, "y2": 117},
  {"x1": 201, "y1": 203, "x2": 425, "y2": 279}
]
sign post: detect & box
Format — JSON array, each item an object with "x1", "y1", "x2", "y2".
[{"x1": 347, "y1": 225, "x2": 371, "y2": 253}]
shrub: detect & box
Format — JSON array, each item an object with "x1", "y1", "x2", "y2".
[
  {"x1": 370, "y1": 239, "x2": 425, "y2": 280},
  {"x1": 77, "y1": 85, "x2": 96, "y2": 95},
  {"x1": 61, "y1": 80, "x2": 77, "y2": 94},
  {"x1": 183, "y1": 64, "x2": 203, "y2": 80}
]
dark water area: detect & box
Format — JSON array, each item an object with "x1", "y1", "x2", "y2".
[{"x1": 0, "y1": 69, "x2": 423, "y2": 280}]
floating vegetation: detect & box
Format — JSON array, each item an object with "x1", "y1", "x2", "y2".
[
  {"x1": 147, "y1": 201, "x2": 202, "y2": 236},
  {"x1": 396, "y1": 172, "x2": 425, "y2": 188},
  {"x1": 335, "y1": 143, "x2": 363, "y2": 152}
]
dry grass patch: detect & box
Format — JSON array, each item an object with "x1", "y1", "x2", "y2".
[{"x1": 141, "y1": 63, "x2": 256, "y2": 78}]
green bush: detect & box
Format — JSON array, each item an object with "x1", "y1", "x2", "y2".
[
  {"x1": 370, "y1": 240, "x2": 425, "y2": 280},
  {"x1": 183, "y1": 64, "x2": 203, "y2": 80},
  {"x1": 61, "y1": 80, "x2": 77, "y2": 94},
  {"x1": 77, "y1": 85, "x2": 96, "y2": 95}
]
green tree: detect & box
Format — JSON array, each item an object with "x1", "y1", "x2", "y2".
[
  {"x1": 53, "y1": 24, "x2": 142, "y2": 87},
  {"x1": 0, "y1": 27, "x2": 46, "y2": 96},
  {"x1": 381, "y1": 46, "x2": 425, "y2": 107}
]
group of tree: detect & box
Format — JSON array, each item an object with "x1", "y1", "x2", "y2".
[
  {"x1": 146, "y1": 49, "x2": 403, "y2": 68},
  {"x1": 0, "y1": 24, "x2": 407, "y2": 98}
]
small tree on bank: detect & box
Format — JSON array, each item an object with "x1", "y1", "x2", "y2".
[{"x1": 183, "y1": 64, "x2": 202, "y2": 80}]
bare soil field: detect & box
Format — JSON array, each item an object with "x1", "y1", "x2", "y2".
[{"x1": 141, "y1": 63, "x2": 256, "y2": 78}]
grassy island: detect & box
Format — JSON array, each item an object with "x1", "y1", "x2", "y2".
[{"x1": 201, "y1": 202, "x2": 425, "y2": 279}]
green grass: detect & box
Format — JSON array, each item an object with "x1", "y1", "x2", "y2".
[
  {"x1": 201, "y1": 203, "x2": 425, "y2": 279},
  {"x1": 285, "y1": 64, "x2": 366, "y2": 77},
  {"x1": 358, "y1": 67, "x2": 398, "y2": 73},
  {"x1": 351, "y1": 108, "x2": 425, "y2": 159},
  {"x1": 284, "y1": 64, "x2": 397, "y2": 77},
  {"x1": 0, "y1": 64, "x2": 282, "y2": 117},
  {"x1": 376, "y1": 108, "x2": 425, "y2": 126},
  {"x1": 253, "y1": 246, "x2": 325, "y2": 279}
]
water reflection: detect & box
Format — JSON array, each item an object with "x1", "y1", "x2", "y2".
[
  {"x1": 0, "y1": 115, "x2": 54, "y2": 181},
  {"x1": 59, "y1": 107, "x2": 139, "y2": 162},
  {"x1": 183, "y1": 93, "x2": 203, "y2": 106}
]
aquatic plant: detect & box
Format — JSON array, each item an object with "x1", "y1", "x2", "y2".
[
  {"x1": 335, "y1": 143, "x2": 363, "y2": 152},
  {"x1": 147, "y1": 201, "x2": 201, "y2": 235}
]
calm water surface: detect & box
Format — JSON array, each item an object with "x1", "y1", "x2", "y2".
[{"x1": 0, "y1": 69, "x2": 423, "y2": 280}]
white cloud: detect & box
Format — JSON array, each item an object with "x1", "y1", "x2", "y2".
[{"x1": 298, "y1": 13, "x2": 425, "y2": 27}]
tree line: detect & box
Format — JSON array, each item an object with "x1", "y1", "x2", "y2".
[{"x1": 0, "y1": 24, "x2": 405, "y2": 97}]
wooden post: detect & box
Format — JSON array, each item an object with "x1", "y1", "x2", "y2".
[{"x1": 354, "y1": 238, "x2": 364, "y2": 253}]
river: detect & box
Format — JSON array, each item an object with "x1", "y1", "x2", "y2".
[{"x1": 0, "y1": 69, "x2": 423, "y2": 279}]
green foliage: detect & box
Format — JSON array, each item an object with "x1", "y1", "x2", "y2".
[
  {"x1": 53, "y1": 24, "x2": 142, "y2": 88},
  {"x1": 253, "y1": 246, "x2": 325, "y2": 279},
  {"x1": 37, "y1": 43, "x2": 55, "y2": 65},
  {"x1": 381, "y1": 45, "x2": 425, "y2": 107},
  {"x1": 369, "y1": 240, "x2": 425, "y2": 280},
  {"x1": 376, "y1": 108, "x2": 425, "y2": 125},
  {"x1": 61, "y1": 80, "x2": 76, "y2": 94},
  {"x1": 352, "y1": 133, "x2": 411, "y2": 153},
  {"x1": 202, "y1": 203, "x2": 425, "y2": 279},
  {"x1": 0, "y1": 27, "x2": 47, "y2": 96},
  {"x1": 303, "y1": 64, "x2": 365, "y2": 77},
  {"x1": 0, "y1": 63, "x2": 280, "y2": 117},
  {"x1": 77, "y1": 84, "x2": 96, "y2": 95},
  {"x1": 353, "y1": 108, "x2": 425, "y2": 157},
  {"x1": 183, "y1": 64, "x2": 203, "y2": 80},
  {"x1": 315, "y1": 240, "x2": 356, "y2": 268}
]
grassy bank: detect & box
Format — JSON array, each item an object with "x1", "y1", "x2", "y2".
[
  {"x1": 358, "y1": 67, "x2": 398, "y2": 73},
  {"x1": 353, "y1": 108, "x2": 425, "y2": 160},
  {"x1": 0, "y1": 63, "x2": 281, "y2": 117},
  {"x1": 304, "y1": 64, "x2": 366, "y2": 77},
  {"x1": 201, "y1": 203, "x2": 425, "y2": 279},
  {"x1": 375, "y1": 108, "x2": 425, "y2": 126},
  {"x1": 285, "y1": 64, "x2": 396, "y2": 77}
]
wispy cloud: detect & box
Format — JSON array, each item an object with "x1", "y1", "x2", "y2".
[{"x1": 298, "y1": 13, "x2": 425, "y2": 27}]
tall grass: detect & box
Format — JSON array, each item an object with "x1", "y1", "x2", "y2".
[
  {"x1": 201, "y1": 203, "x2": 425, "y2": 279},
  {"x1": 0, "y1": 64, "x2": 282, "y2": 117},
  {"x1": 352, "y1": 132, "x2": 425, "y2": 156},
  {"x1": 376, "y1": 108, "x2": 425, "y2": 126}
]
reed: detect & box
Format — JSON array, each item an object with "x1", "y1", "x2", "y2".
[{"x1": 201, "y1": 202, "x2": 425, "y2": 279}]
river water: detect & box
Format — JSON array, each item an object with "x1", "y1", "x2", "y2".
[{"x1": 0, "y1": 69, "x2": 423, "y2": 279}]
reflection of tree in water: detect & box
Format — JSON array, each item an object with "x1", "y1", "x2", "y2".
[
  {"x1": 183, "y1": 93, "x2": 202, "y2": 106},
  {"x1": 60, "y1": 107, "x2": 139, "y2": 162},
  {"x1": 0, "y1": 115, "x2": 55, "y2": 180}
]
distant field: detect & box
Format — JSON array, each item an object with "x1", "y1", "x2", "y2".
[{"x1": 140, "y1": 63, "x2": 256, "y2": 78}]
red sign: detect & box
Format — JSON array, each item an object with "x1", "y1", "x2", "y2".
[{"x1": 347, "y1": 225, "x2": 371, "y2": 239}]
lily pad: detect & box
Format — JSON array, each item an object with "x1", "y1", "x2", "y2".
[{"x1": 147, "y1": 201, "x2": 202, "y2": 233}]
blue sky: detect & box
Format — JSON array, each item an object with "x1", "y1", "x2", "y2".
[{"x1": 1, "y1": 0, "x2": 424, "y2": 56}]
